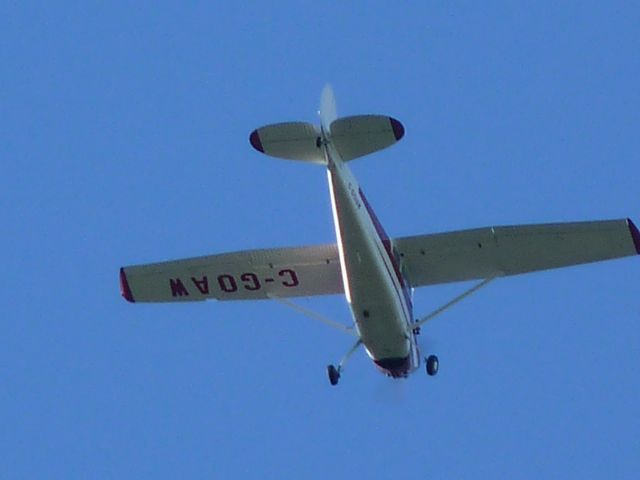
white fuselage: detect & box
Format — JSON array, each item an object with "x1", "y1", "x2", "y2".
[{"x1": 324, "y1": 140, "x2": 420, "y2": 377}]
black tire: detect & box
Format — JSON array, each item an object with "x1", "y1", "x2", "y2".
[
  {"x1": 327, "y1": 365, "x2": 340, "y2": 386},
  {"x1": 426, "y1": 355, "x2": 439, "y2": 376}
]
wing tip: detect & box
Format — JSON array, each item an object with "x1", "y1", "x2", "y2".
[
  {"x1": 390, "y1": 117, "x2": 405, "y2": 141},
  {"x1": 249, "y1": 129, "x2": 264, "y2": 153},
  {"x1": 119, "y1": 267, "x2": 136, "y2": 303},
  {"x1": 627, "y1": 218, "x2": 640, "y2": 255}
]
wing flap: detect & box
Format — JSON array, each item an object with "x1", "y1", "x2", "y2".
[
  {"x1": 121, "y1": 244, "x2": 342, "y2": 303},
  {"x1": 396, "y1": 219, "x2": 639, "y2": 287}
]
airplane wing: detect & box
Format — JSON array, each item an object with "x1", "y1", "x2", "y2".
[
  {"x1": 121, "y1": 219, "x2": 639, "y2": 303},
  {"x1": 395, "y1": 218, "x2": 640, "y2": 287},
  {"x1": 120, "y1": 244, "x2": 341, "y2": 303}
]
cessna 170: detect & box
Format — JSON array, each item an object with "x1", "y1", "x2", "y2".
[{"x1": 120, "y1": 86, "x2": 640, "y2": 385}]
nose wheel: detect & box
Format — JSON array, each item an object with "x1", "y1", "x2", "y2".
[{"x1": 426, "y1": 355, "x2": 439, "y2": 376}]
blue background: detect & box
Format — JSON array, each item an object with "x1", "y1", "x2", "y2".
[{"x1": 3, "y1": 2, "x2": 639, "y2": 478}]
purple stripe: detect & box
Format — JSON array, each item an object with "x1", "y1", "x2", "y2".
[
  {"x1": 377, "y1": 242, "x2": 413, "y2": 324},
  {"x1": 120, "y1": 267, "x2": 135, "y2": 303},
  {"x1": 249, "y1": 129, "x2": 264, "y2": 153},
  {"x1": 628, "y1": 218, "x2": 640, "y2": 255},
  {"x1": 390, "y1": 118, "x2": 405, "y2": 141},
  {"x1": 359, "y1": 189, "x2": 413, "y2": 312}
]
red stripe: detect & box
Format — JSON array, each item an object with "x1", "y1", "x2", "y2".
[
  {"x1": 119, "y1": 268, "x2": 135, "y2": 303},
  {"x1": 628, "y1": 218, "x2": 640, "y2": 255},
  {"x1": 249, "y1": 129, "x2": 264, "y2": 153},
  {"x1": 358, "y1": 189, "x2": 413, "y2": 312},
  {"x1": 390, "y1": 118, "x2": 405, "y2": 141}
]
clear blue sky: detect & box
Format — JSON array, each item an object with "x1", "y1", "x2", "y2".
[{"x1": 3, "y1": 2, "x2": 639, "y2": 478}]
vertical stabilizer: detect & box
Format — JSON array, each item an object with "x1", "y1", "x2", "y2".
[{"x1": 319, "y1": 84, "x2": 337, "y2": 134}]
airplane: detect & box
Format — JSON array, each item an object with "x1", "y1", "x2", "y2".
[{"x1": 120, "y1": 85, "x2": 640, "y2": 386}]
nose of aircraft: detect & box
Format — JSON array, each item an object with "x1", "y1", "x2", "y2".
[{"x1": 374, "y1": 356, "x2": 411, "y2": 378}]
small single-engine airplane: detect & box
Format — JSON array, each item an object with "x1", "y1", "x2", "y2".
[{"x1": 120, "y1": 86, "x2": 640, "y2": 385}]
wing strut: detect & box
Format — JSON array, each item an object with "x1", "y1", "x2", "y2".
[
  {"x1": 326, "y1": 337, "x2": 363, "y2": 386},
  {"x1": 412, "y1": 277, "x2": 496, "y2": 330},
  {"x1": 268, "y1": 295, "x2": 358, "y2": 337}
]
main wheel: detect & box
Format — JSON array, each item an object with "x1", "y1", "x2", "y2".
[
  {"x1": 426, "y1": 355, "x2": 439, "y2": 376},
  {"x1": 327, "y1": 365, "x2": 341, "y2": 386}
]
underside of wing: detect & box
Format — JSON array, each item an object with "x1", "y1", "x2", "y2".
[
  {"x1": 120, "y1": 244, "x2": 342, "y2": 303},
  {"x1": 395, "y1": 218, "x2": 640, "y2": 287}
]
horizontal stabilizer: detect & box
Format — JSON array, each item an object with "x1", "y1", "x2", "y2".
[
  {"x1": 249, "y1": 122, "x2": 325, "y2": 164},
  {"x1": 249, "y1": 115, "x2": 405, "y2": 164},
  {"x1": 330, "y1": 115, "x2": 404, "y2": 161}
]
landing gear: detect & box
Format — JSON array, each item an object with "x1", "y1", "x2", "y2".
[
  {"x1": 426, "y1": 355, "x2": 439, "y2": 376},
  {"x1": 327, "y1": 365, "x2": 341, "y2": 386},
  {"x1": 327, "y1": 339, "x2": 362, "y2": 386}
]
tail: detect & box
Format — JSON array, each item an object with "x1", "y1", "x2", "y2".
[
  {"x1": 319, "y1": 84, "x2": 338, "y2": 134},
  {"x1": 249, "y1": 84, "x2": 404, "y2": 164}
]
